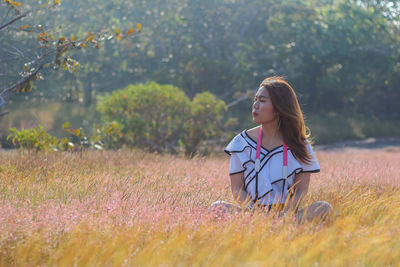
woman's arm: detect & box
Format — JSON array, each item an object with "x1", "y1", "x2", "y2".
[
  {"x1": 230, "y1": 172, "x2": 254, "y2": 209},
  {"x1": 282, "y1": 172, "x2": 311, "y2": 214}
]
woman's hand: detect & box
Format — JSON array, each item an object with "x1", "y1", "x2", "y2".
[
  {"x1": 282, "y1": 172, "x2": 311, "y2": 215},
  {"x1": 230, "y1": 172, "x2": 254, "y2": 208}
]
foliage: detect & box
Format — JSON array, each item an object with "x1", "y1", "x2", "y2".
[
  {"x1": 61, "y1": 121, "x2": 123, "y2": 151},
  {"x1": 60, "y1": 121, "x2": 90, "y2": 151},
  {"x1": 6, "y1": 124, "x2": 67, "y2": 152},
  {"x1": 0, "y1": 0, "x2": 141, "y2": 112},
  {"x1": 97, "y1": 82, "x2": 192, "y2": 153},
  {"x1": 2, "y1": 0, "x2": 400, "y2": 145},
  {"x1": 5, "y1": 121, "x2": 125, "y2": 152},
  {"x1": 2, "y1": 0, "x2": 397, "y2": 119},
  {"x1": 90, "y1": 121, "x2": 124, "y2": 150},
  {"x1": 97, "y1": 82, "x2": 228, "y2": 155},
  {"x1": 182, "y1": 91, "x2": 227, "y2": 157},
  {"x1": 307, "y1": 111, "x2": 400, "y2": 144}
]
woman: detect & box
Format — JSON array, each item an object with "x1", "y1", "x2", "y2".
[{"x1": 210, "y1": 76, "x2": 333, "y2": 224}]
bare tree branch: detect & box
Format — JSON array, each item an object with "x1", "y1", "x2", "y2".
[
  {"x1": 0, "y1": 3, "x2": 139, "y2": 119},
  {"x1": 0, "y1": 28, "x2": 121, "y2": 112},
  {"x1": 0, "y1": 111, "x2": 10, "y2": 117},
  {"x1": 0, "y1": 64, "x2": 43, "y2": 104},
  {"x1": 0, "y1": 12, "x2": 30, "y2": 32},
  {"x1": 226, "y1": 90, "x2": 252, "y2": 109}
]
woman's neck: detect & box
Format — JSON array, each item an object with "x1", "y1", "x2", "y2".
[{"x1": 261, "y1": 120, "x2": 281, "y2": 141}]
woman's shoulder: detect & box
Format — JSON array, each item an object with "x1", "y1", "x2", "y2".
[
  {"x1": 224, "y1": 129, "x2": 253, "y2": 155},
  {"x1": 287, "y1": 140, "x2": 320, "y2": 172},
  {"x1": 231, "y1": 127, "x2": 259, "y2": 143},
  {"x1": 244, "y1": 126, "x2": 260, "y2": 139},
  {"x1": 230, "y1": 128, "x2": 253, "y2": 139}
]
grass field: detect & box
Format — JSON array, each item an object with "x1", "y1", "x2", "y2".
[{"x1": 1, "y1": 147, "x2": 400, "y2": 266}]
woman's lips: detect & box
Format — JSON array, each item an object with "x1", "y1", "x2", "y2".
[{"x1": 253, "y1": 112, "x2": 258, "y2": 117}]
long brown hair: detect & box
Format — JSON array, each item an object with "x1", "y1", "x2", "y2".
[{"x1": 260, "y1": 76, "x2": 312, "y2": 163}]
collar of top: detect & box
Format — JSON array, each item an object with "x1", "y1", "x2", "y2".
[{"x1": 255, "y1": 126, "x2": 287, "y2": 175}]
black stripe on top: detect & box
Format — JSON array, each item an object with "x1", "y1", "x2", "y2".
[
  {"x1": 244, "y1": 150, "x2": 284, "y2": 191},
  {"x1": 245, "y1": 167, "x2": 321, "y2": 196},
  {"x1": 243, "y1": 129, "x2": 285, "y2": 154},
  {"x1": 241, "y1": 131, "x2": 268, "y2": 155}
]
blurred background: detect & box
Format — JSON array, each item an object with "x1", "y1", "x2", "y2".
[{"x1": 1, "y1": 0, "x2": 399, "y2": 154}]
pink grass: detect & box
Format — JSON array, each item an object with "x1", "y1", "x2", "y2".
[{"x1": 1, "y1": 147, "x2": 400, "y2": 265}]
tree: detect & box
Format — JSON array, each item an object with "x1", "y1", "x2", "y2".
[
  {"x1": 2, "y1": 0, "x2": 399, "y2": 124},
  {"x1": 0, "y1": 0, "x2": 141, "y2": 117}
]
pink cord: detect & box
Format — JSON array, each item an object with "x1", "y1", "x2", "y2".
[
  {"x1": 256, "y1": 126, "x2": 262, "y2": 160},
  {"x1": 283, "y1": 142, "x2": 287, "y2": 166},
  {"x1": 256, "y1": 126, "x2": 287, "y2": 173}
]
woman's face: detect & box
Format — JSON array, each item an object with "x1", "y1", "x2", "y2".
[{"x1": 252, "y1": 86, "x2": 277, "y2": 124}]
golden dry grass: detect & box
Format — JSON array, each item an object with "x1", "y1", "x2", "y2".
[{"x1": 1, "y1": 148, "x2": 400, "y2": 266}]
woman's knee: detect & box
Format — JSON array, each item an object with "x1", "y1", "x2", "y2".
[
  {"x1": 209, "y1": 200, "x2": 241, "y2": 213},
  {"x1": 311, "y1": 201, "x2": 333, "y2": 213},
  {"x1": 297, "y1": 201, "x2": 334, "y2": 223}
]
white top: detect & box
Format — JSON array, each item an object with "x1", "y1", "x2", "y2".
[{"x1": 224, "y1": 129, "x2": 320, "y2": 205}]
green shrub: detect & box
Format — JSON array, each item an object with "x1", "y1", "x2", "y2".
[
  {"x1": 61, "y1": 121, "x2": 124, "y2": 151},
  {"x1": 97, "y1": 82, "x2": 192, "y2": 153},
  {"x1": 6, "y1": 121, "x2": 124, "y2": 152},
  {"x1": 7, "y1": 125, "x2": 64, "y2": 152},
  {"x1": 6, "y1": 82, "x2": 229, "y2": 155},
  {"x1": 183, "y1": 91, "x2": 227, "y2": 157},
  {"x1": 97, "y1": 82, "x2": 228, "y2": 155},
  {"x1": 90, "y1": 121, "x2": 124, "y2": 150},
  {"x1": 60, "y1": 122, "x2": 90, "y2": 151}
]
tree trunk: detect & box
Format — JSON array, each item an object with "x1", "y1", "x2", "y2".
[{"x1": 84, "y1": 73, "x2": 93, "y2": 106}]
